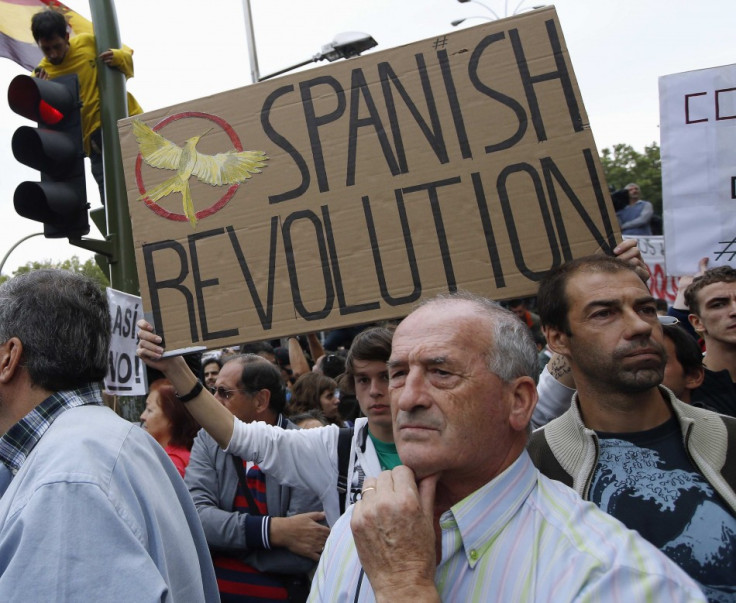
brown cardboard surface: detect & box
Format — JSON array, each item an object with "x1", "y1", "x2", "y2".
[{"x1": 118, "y1": 7, "x2": 619, "y2": 353}]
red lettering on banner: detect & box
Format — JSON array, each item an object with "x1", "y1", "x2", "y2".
[{"x1": 647, "y1": 263, "x2": 679, "y2": 303}]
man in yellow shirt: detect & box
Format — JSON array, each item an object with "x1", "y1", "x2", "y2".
[{"x1": 31, "y1": 9, "x2": 143, "y2": 203}]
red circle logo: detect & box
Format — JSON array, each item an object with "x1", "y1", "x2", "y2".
[{"x1": 134, "y1": 112, "x2": 244, "y2": 222}]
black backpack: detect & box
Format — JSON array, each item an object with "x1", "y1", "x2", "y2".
[{"x1": 336, "y1": 427, "x2": 354, "y2": 514}]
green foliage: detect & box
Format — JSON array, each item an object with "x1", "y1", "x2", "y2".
[
  {"x1": 3, "y1": 256, "x2": 109, "y2": 289},
  {"x1": 600, "y1": 142, "x2": 662, "y2": 216}
]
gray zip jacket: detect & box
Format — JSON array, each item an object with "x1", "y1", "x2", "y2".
[
  {"x1": 527, "y1": 386, "x2": 736, "y2": 513},
  {"x1": 185, "y1": 415, "x2": 322, "y2": 575}
]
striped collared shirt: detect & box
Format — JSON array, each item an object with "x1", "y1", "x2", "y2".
[
  {"x1": 309, "y1": 450, "x2": 706, "y2": 602},
  {"x1": 0, "y1": 384, "x2": 104, "y2": 475}
]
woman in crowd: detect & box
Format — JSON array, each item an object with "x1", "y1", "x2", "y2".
[
  {"x1": 288, "y1": 372, "x2": 343, "y2": 427},
  {"x1": 289, "y1": 409, "x2": 330, "y2": 429},
  {"x1": 140, "y1": 378, "x2": 201, "y2": 477}
]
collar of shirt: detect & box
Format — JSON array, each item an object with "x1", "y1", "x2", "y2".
[
  {"x1": 0, "y1": 384, "x2": 104, "y2": 475},
  {"x1": 441, "y1": 450, "x2": 537, "y2": 568}
]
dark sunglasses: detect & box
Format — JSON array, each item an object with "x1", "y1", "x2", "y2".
[{"x1": 209, "y1": 386, "x2": 249, "y2": 400}]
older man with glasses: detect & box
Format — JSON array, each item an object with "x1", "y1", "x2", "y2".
[{"x1": 185, "y1": 353, "x2": 329, "y2": 602}]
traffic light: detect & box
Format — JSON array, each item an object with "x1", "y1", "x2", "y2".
[{"x1": 8, "y1": 73, "x2": 89, "y2": 239}]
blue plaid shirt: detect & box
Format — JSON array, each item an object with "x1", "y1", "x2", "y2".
[{"x1": 0, "y1": 384, "x2": 104, "y2": 476}]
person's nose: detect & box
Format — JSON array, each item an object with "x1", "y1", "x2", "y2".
[
  {"x1": 368, "y1": 377, "x2": 384, "y2": 398},
  {"x1": 395, "y1": 368, "x2": 432, "y2": 412},
  {"x1": 624, "y1": 308, "x2": 653, "y2": 339}
]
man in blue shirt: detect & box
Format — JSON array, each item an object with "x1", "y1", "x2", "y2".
[
  {"x1": 0, "y1": 270, "x2": 218, "y2": 601},
  {"x1": 616, "y1": 182, "x2": 654, "y2": 235}
]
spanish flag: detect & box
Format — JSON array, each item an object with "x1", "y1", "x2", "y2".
[{"x1": 0, "y1": 0, "x2": 91, "y2": 71}]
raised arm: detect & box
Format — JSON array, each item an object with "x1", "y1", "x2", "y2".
[
  {"x1": 137, "y1": 320, "x2": 343, "y2": 523},
  {"x1": 136, "y1": 319, "x2": 234, "y2": 448},
  {"x1": 306, "y1": 333, "x2": 325, "y2": 364},
  {"x1": 288, "y1": 336, "x2": 311, "y2": 379}
]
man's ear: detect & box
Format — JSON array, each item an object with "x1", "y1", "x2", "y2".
[
  {"x1": 252, "y1": 389, "x2": 272, "y2": 415},
  {"x1": 507, "y1": 376, "x2": 538, "y2": 433},
  {"x1": 0, "y1": 337, "x2": 24, "y2": 384},
  {"x1": 684, "y1": 366, "x2": 705, "y2": 391},
  {"x1": 688, "y1": 313, "x2": 706, "y2": 336},
  {"x1": 543, "y1": 325, "x2": 571, "y2": 357}
]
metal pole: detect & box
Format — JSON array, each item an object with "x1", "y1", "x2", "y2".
[
  {"x1": 87, "y1": 0, "x2": 139, "y2": 294},
  {"x1": 242, "y1": 0, "x2": 261, "y2": 83},
  {"x1": 259, "y1": 57, "x2": 316, "y2": 81},
  {"x1": 0, "y1": 233, "x2": 43, "y2": 275}
]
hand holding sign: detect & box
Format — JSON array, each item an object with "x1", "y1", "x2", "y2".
[
  {"x1": 136, "y1": 319, "x2": 167, "y2": 366},
  {"x1": 136, "y1": 319, "x2": 235, "y2": 449},
  {"x1": 614, "y1": 238, "x2": 650, "y2": 283}
]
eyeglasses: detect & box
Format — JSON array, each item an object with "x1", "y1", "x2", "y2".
[{"x1": 209, "y1": 386, "x2": 249, "y2": 400}]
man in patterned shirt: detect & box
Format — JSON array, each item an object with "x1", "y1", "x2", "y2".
[
  {"x1": 528, "y1": 255, "x2": 736, "y2": 602},
  {"x1": 309, "y1": 291, "x2": 705, "y2": 602}
]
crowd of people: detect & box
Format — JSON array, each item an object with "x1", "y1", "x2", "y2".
[
  {"x1": 0, "y1": 235, "x2": 733, "y2": 602},
  {"x1": 5, "y1": 7, "x2": 731, "y2": 602}
]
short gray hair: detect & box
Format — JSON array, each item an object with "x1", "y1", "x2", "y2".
[
  {"x1": 417, "y1": 291, "x2": 539, "y2": 385},
  {"x1": 0, "y1": 269, "x2": 110, "y2": 391}
]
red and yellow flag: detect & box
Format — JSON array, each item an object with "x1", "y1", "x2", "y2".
[{"x1": 0, "y1": 0, "x2": 92, "y2": 71}]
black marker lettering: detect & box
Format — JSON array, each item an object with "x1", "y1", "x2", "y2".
[{"x1": 143, "y1": 239, "x2": 198, "y2": 344}]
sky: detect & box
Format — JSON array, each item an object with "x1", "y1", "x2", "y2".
[{"x1": 1, "y1": 0, "x2": 734, "y2": 276}]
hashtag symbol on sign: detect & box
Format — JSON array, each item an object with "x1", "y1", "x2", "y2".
[
  {"x1": 433, "y1": 36, "x2": 448, "y2": 50},
  {"x1": 713, "y1": 238, "x2": 736, "y2": 261}
]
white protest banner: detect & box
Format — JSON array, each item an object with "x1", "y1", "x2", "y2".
[
  {"x1": 119, "y1": 7, "x2": 620, "y2": 353},
  {"x1": 105, "y1": 288, "x2": 147, "y2": 396},
  {"x1": 624, "y1": 235, "x2": 679, "y2": 303},
  {"x1": 660, "y1": 63, "x2": 736, "y2": 275}
]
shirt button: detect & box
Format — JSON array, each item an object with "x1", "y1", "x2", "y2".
[{"x1": 469, "y1": 550, "x2": 478, "y2": 561}]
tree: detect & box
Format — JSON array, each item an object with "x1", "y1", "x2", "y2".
[
  {"x1": 0, "y1": 256, "x2": 110, "y2": 289},
  {"x1": 600, "y1": 142, "x2": 662, "y2": 217}
]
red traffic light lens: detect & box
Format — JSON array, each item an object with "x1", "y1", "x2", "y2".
[
  {"x1": 39, "y1": 99, "x2": 64, "y2": 125},
  {"x1": 8, "y1": 74, "x2": 75, "y2": 125}
]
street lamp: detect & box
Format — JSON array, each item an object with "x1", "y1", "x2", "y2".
[
  {"x1": 457, "y1": 0, "x2": 501, "y2": 20},
  {"x1": 0, "y1": 233, "x2": 43, "y2": 276},
  {"x1": 242, "y1": 1, "x2": 377, "y2": 82},
  {"x1": 259, "y1": 32, "x2": 378, "y2": 81}
]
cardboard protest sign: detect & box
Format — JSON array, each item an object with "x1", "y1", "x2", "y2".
[
  {"x1": 105, "y1": 288, "x2": 148, "y2": 395},
  {"x1": 623, "y1": 235, "x2": 679, "y2": 304},
  {"x1": 660, "y1": 63, "x2": 736, "y2": 275},
  {"x1": 118, "y1": 7, "x2": 619, "y2": 354}
]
